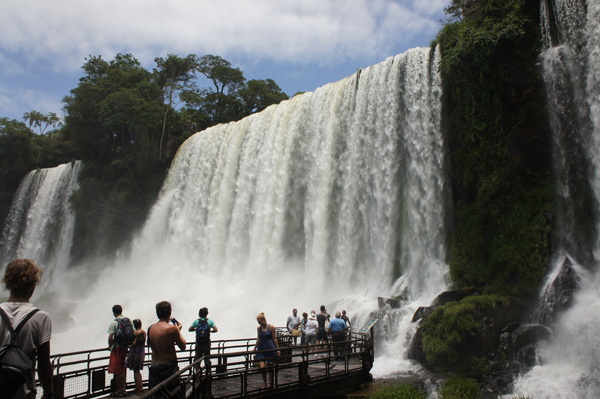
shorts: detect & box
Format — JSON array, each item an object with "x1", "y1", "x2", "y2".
[
  {"x1": 108, "y1": 347, "x2": 128, "y2": 374},
  {"x1": 317, "y1": 330, "x2": 328, "y2": 342},
  {"x1": 305, "y1": 334, "x2": 317, "y2": 346}
]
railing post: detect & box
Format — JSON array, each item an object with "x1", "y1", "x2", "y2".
[{"x1": 53, "y1": 374, "x2": 65, "y2": 399}]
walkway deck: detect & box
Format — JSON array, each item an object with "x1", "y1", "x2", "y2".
[{"x1": 45, "y1": 327, "x2": 375, "y2": 399}]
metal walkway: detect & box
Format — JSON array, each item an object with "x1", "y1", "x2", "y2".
[{"x1": 44, "y1": 326, "x2": 375, "y2": 399}]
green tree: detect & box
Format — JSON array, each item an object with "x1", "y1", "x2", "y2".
[
  {"x1": 238, "y1": 79, "x2": 289, "y2": 115},
  {"x1": 0, "y1": 118, "x2": 35, "y2": 225},
  {"x1": 154, "y1": 54, "x2": 198, "y2": 163},
  {"x1": 194, "y1": 54, "x2": 246, "y2": 123}
]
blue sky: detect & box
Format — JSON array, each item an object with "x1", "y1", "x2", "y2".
[{"x1": 0, "y1": 0, "x2": 449, "y2": 123}]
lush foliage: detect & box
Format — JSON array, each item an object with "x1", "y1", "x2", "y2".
[
  {"x1": 421, "y1": 295, "x2": 509, "y2": 369},
  {"x1": 440, "y1": 377, "x2": 480, "y2": 399},
  {"x1": 438, "y1": 0, "x2": 554, "y2": 296},
  {"x1": 0, "y1": 118, "x2": 75, "y2": 224},
  {"x1": 369, "y1": 382, "x2": 426, "y2": 399},
  {"x1": 1, "y1": 53, "x2": 288, "y2": 259}
]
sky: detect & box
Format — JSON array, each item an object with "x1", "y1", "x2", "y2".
[{"x1": 0, "y1": 0, "x2": 449, "y2": 123}]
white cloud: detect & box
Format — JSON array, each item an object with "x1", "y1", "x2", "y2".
[{"x1": 0, "y1": 0, "x2": 447, "y2": 72}]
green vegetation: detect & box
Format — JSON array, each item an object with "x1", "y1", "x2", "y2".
[
  {"x1": 440, "y1": 377, "x2": 480, "y2": 399},
  {"x1": 0, "y1": 53, "x2": 289, "y2": 259},
  {"x1": 421, "y1": 295, "x2": 509, "y2": 370},
  {"x1": 368, "y1": 383, "x2": 426, "y2": 399},
  {"x1": 438, "y1": 0, "x2": 554, "y2": 296}
]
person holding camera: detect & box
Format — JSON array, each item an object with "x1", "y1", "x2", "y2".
[{"x1": 147, "y1": 301, "x2": 186, "y2": 398}]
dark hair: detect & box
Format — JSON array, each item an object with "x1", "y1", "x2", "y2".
[
  {"x1": 320, "y1": 305, "x2": 325, "y2": 311},
  {"x1": 156, "y1": 301, "x2": 172, "y2": 319},
  {"x1": 2, "y1": 259, "x2": 42, "y2": 296},
  {"x1": 133, "y1": 319, "x2": 142, "y2": 329},
  {"x1": 112, "y1": 304, "x2": 123, "y2": 316},
  {"x1": 199, "y1": 307, "x2": 208, "y2": 318}
]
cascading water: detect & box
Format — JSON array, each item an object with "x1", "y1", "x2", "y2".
[
  {"x1": 512, "y1": 0, "x2": 600, "y2": 397},
  {"x1": 51, "y1": 47, "x2": 449, "y2": 373},
  {"x1": 0, "y1": 161, "x2": 82, "y2": 294}
]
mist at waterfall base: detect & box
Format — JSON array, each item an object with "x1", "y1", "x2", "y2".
[
  {"x1": 510, "y1": 0, "x2": 600, "y2": 397},
  {"x1": 4, "y1": 46, "x2": 448, "y2": 378}
]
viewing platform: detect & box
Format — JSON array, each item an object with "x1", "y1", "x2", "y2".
[{"x1": 42, "y1": 324, "x2": 376, "y2": 399}]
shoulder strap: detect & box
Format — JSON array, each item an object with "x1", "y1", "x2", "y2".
[{"x1": 0, "y1": 308, "x2": 40, "y2": 345}]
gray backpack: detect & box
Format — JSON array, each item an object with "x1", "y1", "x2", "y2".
[{"x1": 0, "y1": 308, "x2": 40, "y2": 399}]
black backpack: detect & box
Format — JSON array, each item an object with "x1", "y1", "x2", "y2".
[
  {"x1": 114, "y1": 317, "x2": 135, "y2": 347},
  {"x1": 0, "y1": 308, "x2": 40, "y2": 399},
  {"x1": 195, "y1": 319, "x2": 210, "y2": 343}
]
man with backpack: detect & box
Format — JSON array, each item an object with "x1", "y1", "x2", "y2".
[
  {"x1": 0, "y1": 259, "x2": 53, "y2": 399},
  {"x1": 188, "y1": 307, "x2": 217, "y2": 370},
  {"x1": 107, "y1": 304, "x2": 134, "y2": 397}
]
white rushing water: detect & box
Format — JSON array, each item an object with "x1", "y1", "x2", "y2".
[
  {"x1": 0, "y1": 161, "x2": 82, "y2": 293},
  {"x1": 45, "y1": 47, "x2": 449, "y2": 372},
  {"x1": 512, "y1": 0, "x2": 600, "y2": 397}
]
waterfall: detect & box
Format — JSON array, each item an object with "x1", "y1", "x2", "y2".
[
  {"x1": 52, "y1": 47, "x2": 449, "y2": 366},
  {"x1": 0, "y1": 161, "x2": 82, "y2": 293},
  {"x1": 512, "y1": 0, "x2": 600, "y2": 397}
]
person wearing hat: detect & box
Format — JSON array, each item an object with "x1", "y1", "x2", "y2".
[{"x1": 303, "y1": 311, "x2": 319, "y2": 356}]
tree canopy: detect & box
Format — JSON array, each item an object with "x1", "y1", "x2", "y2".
[{"x1": 0, "y1": 52, "x2": 289, "y2": 259}]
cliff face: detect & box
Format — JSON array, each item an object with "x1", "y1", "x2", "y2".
[{"x1": 438, "y1": 0, "x2": 555, "y2": 297}]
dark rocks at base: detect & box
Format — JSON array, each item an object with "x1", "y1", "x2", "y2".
[
  {"x1": 411, "y1": 306, "x2": 435, "y2": 323},
  {"x1": 535, "y1": 256, "x2": 583, "y2": 325},
  {"x1": 377, "y1": 295, "x2": 406, "y2": 309},
  {"x1": 407, "y1": 293, "x2": 553, "y2": 394}
]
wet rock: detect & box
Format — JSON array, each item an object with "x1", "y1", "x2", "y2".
[
  {"x1": 377, "y1": 295, "x2": 406, "y2": 309},
  {"x1": 429, "y1": 288, "x2": 480, "y2": 306},
  {"x1": 411, "y1": 306, "x2": 435, "y2": 323},
  {"x1": 512, "y1": 324, "x2": 553, "y2": 353},
  {"x1": 535, "y1": 257, "x2": 583, "y2": 325}
]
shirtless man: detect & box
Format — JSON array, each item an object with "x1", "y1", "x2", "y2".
[{"x1": 147, "y1": 301, "x2": 186, "y2": 397}]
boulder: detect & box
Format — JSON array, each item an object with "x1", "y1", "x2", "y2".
[
  {"x1": 377, "y1": 294, "x2": 406, "y2": 309},
  {"x1": 535, "y1": 256, "x2": 583, "y2": 325},
  {"x1": 429, "y1": 288, "x2": 480, "y2": 306},
  {"x1": 411, "y1": 306, "x2": 435, "y2": 323}
]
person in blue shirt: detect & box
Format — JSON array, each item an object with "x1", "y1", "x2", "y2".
[
  {"x1": 189, "y1": 307, "x2": 218, "y2": 370},
  {"x1": 327, "y1": 312, "x2": 347, "y2": 356}
]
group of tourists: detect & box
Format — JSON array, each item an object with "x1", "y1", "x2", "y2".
[
  {"x1": 0, "y1": 258, "x2": 354, "y2": 398},
  {"x1": 285, "y1": 306, "x2": 352, "y2": 356},
  {"x1": 107, "y1": 302, "x2": 217, "y2": 397}
]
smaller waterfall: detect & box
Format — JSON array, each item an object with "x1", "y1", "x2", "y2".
[
  {"x1": 512, "y1": 0, "x2": 600, "y2": 397},
  {"x1": 0, "y1": 161, "x2": 82, "y2": 292}
]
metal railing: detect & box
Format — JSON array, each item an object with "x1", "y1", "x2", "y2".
[{"x1": 40, "y1": 327, "x2": 374, "y2": 399}]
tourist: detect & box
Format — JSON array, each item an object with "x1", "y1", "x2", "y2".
[
  {"x1": 125, "y1": 319, "x2": 146, "y2": 393},
  {"x1": 300, "y1": 312, "x2": 308, "y2": 345},
  {"x1": 327, "y1": 312, "x2": 347, "y2": 356},
  {"x1": 253, "y1": 313, "x2": 280, "y2": 389},
  {"x1": 286, "y1": 308, "x2": 302, "y2": 345},
  {"x1": 107, "y1": 304, "x2": 129, "y2": 396},
  {"x1": 188, "y1": 307, "x2": 218, "y2": 370},
  {"x1": 0, "y1": 259, "x2": 53, "y2": 399},
  {"x1": 303, "y1": 312, "x2": 319, "y2": 356},
  {"x1": 147, "y1": 301, "x2": 186, "y2": 398},
  {"x1": 316, "y1": 305, "x2": 329, "y2": 352},
  {"x1": 342, "y1": 310, "x2": 351, "y2": 330}
]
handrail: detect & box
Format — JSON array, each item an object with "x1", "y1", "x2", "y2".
[{"x1": 41, "y1": 328, "x2": 373, "y2": 399}]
